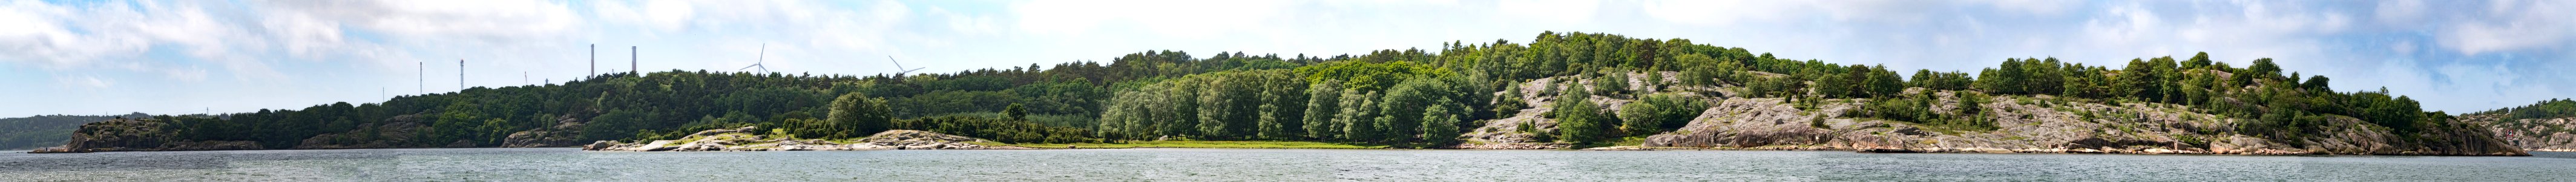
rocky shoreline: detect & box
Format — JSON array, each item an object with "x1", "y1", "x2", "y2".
[
  {"x1": 1575, "y1": 146, "x2": 2514, "y2": 155},
  {"x1": 584, "y1": 127, "x2": 1034, "y2": 152},
  {"x1": 1453, "y1": 73, "x2": 2531, "y2": 157}
]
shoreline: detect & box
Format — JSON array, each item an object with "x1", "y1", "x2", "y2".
[
  {"x1": 22, "y1": 146, "x2": 2558, "y2": 157},
  {"x1": 22, "y1": 143, "x2": 2568, "y2": 157}
]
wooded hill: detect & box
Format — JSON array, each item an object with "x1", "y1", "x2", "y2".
[
  {"x1": 0, "y1": 113, "x2": 147, "y2": 150},
  {"x1": 2466, "y1": 99, "x2": 2576, "y2": 150},
  {"x1": 53, "y1": 32, "x2": 2480, "y2": 150}
]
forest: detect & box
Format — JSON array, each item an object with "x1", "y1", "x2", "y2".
[{"x1": 80, "y1": 32, "x2": 2454, "y2": 149}]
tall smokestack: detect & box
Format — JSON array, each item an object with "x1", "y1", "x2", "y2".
[
  {"x1": 590, "y1": 44, "x2": 596, "y2": 77},
  {"x1": 631, "y1": 46, "x2": 638, "y2": 75},
  {"x1": 459, "y1": 59, "x2": 465, "y2": 91}
]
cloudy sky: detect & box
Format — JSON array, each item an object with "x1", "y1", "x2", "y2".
[{"x1": 2, "y1": 0, "x2": 2570, "y2": 116}]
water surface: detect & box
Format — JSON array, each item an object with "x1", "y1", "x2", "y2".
[{"x1": 1, "y1": 148, "x2": 2569, "y2": 181}]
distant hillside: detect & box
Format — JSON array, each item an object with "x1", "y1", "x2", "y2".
[
  {"x1": 0, "y1": 113, "x2": 146, "y2": 150},
  {"x1": 2465, "y1": 99, "x2": 2576, "y2": 151}
]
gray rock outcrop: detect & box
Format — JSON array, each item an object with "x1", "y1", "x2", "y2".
[
  {"x1": 502, "y1": 111, "x2": 596, "y2": 147},
  {"x1": 1639, "y1": 93, "x2": 2527, "y2": 156},
  {"x1": 1460, "y1": 72, "x2": 1699, "y2": 149},
  {"x1": 585, "y1": 128, "x2": 1032, "y2": 152},
  {"x1": 2466, "y1": 115, "x2": 2576, "y2": 152}
]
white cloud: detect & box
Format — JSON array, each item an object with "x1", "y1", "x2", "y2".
[
  {"x1": 1011, "y1": 0, "x2": 1293, "y2": 38},
  {"x1": 1496, "y1": 0, "x2": 1599, "y2": 23},
  {"x1": 54, "y1": 75, "x2": 112, "y2": 89},
  {"x1": 592, "y1": 0, "x2": 698, "y2": 33},
  {"x1": 271, "y1": 1, "x2": 581, "y2": 45},
  {"x1": 1980, "y1": 0, "x2": 2075, "y2": 15},
  {"x1": 2439, "y1": 0, "x2": 2574, "y2": 55},
  {"x1": 1639, "y1": 0, "x2": 1796, "y2": 25},
  {"x1": 2374, "y1": 0, "x2": 2425, "y2": 24},
  {"x1": 0, "y1": 0, "x2": 2571, "y2": 116},
  {"x1": 0, "y1": 0, "x2": 148, "y2": 68}
]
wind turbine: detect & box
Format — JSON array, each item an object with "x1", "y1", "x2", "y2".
[
  {"x1": 887, "y1": 56, "x2": 925, "y2": 76},
  {"x1": 738, "y1": 43, "x2": 769, "y2": 73}
]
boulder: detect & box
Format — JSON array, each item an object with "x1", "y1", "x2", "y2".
[{"x1": 583, "y1": 141, "x2": 622, "y2": 150}]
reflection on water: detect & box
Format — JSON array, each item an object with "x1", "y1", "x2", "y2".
[{"x1": 1, "y1": 149, "x2": 2570, "y2": 181}]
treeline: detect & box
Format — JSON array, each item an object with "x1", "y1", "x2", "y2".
[
  {"x1": 71, "y1": 31, "x2": 2460, "y2": 149},
  {"x1": 1089, "y1": 31, "x2": 2451, "y2": 147},
  {"x1": 2476, "y1": 98, "x2": 2576, "y2": 121},
  {"x1": 105, "y1": 50, "x2": 1326, "y2": 147},
  {"x1": 1965, "y1": 55, "x2": 2441, "y2": 138}
]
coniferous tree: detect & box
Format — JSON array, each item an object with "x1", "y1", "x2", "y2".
[
  {"x1": 2186, "y1": 52, "x2": 2213, "y2": 69},
  {"x1": 2249, "y1": 58, "x2": 2282, "y2": 79},
  {"x1": 2021, "y1": 58, "x2": 2064, "y2": 95},
  {"x1": 1982, "y1": 58, "x2": 2027, "y2": 94},
  {"x1": 2122, "y1": 58, "x2": 2166, "y2": 101},
  {"x1": 1493, "y1": 83, "x2": 1528, "y2": 117},
  {"x1": 1594, "y1": 70, "x2": 1631, "y2": 97},
  {"x1": 2303, "y1": 75, "x2": 2332, "y2": 92},
  {"x1": 1553, "y1": 81, "x2": 1605, "y2": 143},
  {"x1": 1641, "y1": 71, "x2": 1664, "y2": 92}
]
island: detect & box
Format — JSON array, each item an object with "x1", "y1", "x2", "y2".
[{"x1": 27, "y1": 32, "x2": 2534, "y2": 156}]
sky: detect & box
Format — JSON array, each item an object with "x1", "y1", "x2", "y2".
[{"x1": 1, "y1": 0, "x2": 2571, "y2": 116}]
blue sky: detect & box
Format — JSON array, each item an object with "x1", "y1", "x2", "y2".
[{"x1": 1, "y1": 0, "x2": 2570, "y2": 116}]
